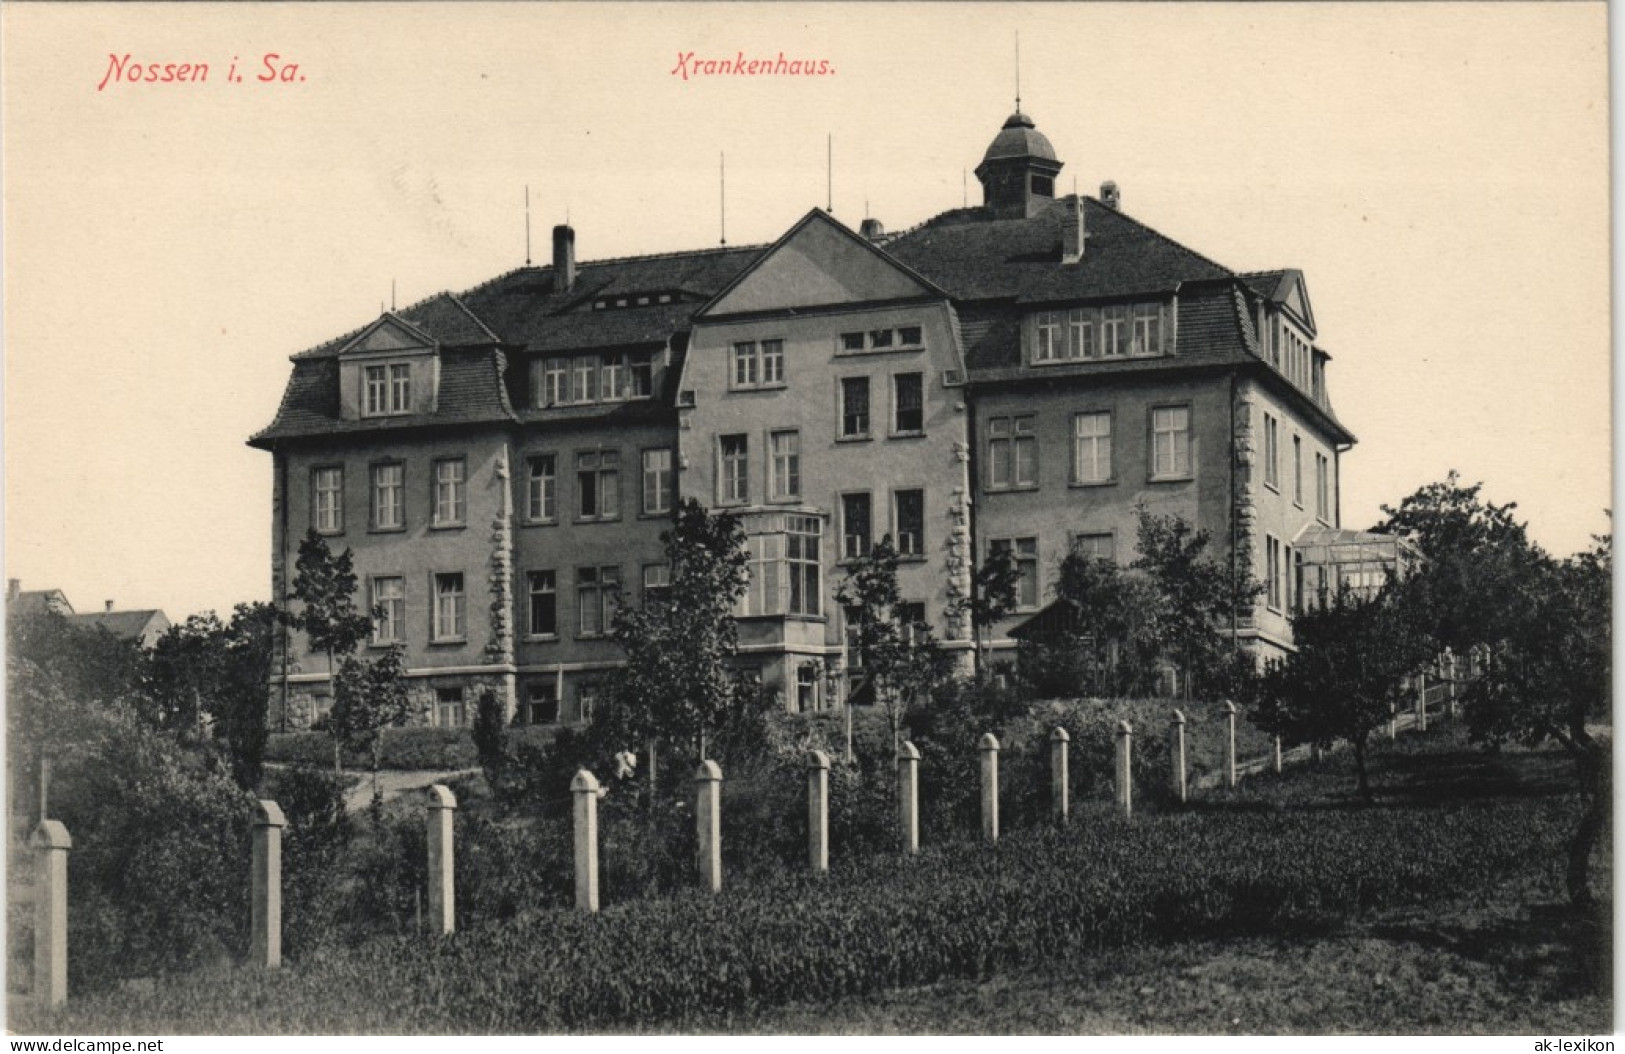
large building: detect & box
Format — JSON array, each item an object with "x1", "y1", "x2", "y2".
[{"x1": 250, "y1": 107, "x2": 1358, "y2": 728}]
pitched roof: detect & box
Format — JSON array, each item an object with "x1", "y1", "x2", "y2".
[
  {"x1": 68, "y1": 609, "x2": 169, "y2": 644},
  {"x1": 885, "y1": 196, "x2": 1232, "y2": 303},
  {"x1": 9, "y1": 590, "x2": 73, "y2": 617}
]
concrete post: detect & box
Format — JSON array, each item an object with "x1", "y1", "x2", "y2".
[
  {"x1": 1272, "y1": 735, "x2": 1284, "y2": 775},
  {"x1": 1445, "y1": 652, "x2": 1458, "y2": 720},
  {"x1": 1049, "y1": 727, "x2": 1070, "y2": 826},
  {"x1": 807, "y1": 750, "x2": 830, "y2": 873},
  {"x1": 898, "y1": 741, "x2": 921, "y2": 855},
  {"x1": 695, "y1": 760, "x2": 723, "y2": 893},
  {"x1": 571, "y1": 769, "x2": 601, "y2": 912},
  {"x1": 1115, "y1": 721, "x2": 1133, "y2": 818},
  {"x1": 1415, "y1": 675, "x2": 1428, "y2": 732},
  {"x1": 979, "y1": 733, "x2": 1000, "y2": 844},
  {"x1": 251, "y1": 799, "x2": 286, "y2": 969},
  {"x1": 425, "y1": 784, "x2": 457, "y2": 935},
  {"x1": 1388, "y1": 704, "x2": 1398, "y2": 741},
  {"x1": 1169, "y1": 709, "x2": 1188, "y2": 804},
  {"x1": 1223, "y1": 700, "x2": 1239, "y2": 790},
  {"x1": 33, "y1": 820, "x2": 70, "y2": 1008}
]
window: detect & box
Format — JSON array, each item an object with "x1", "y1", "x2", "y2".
[
  {"x1": 1315, "y1": 453, "x2": 1331, "y2": 521},
  {"x1": 1034, "y1": 312, "x2": 1061, "y2": 362},
  {"x1": 312, "y1": 466, "x2": 343, "y2": 534},
  {"x1": 1292, "y1": 549, "x2": 1306, "y2": 614},
  {"x1": 576, "y1": 566, "x2": 620, "y2": 637},
  {"x1": 839, "y1": 377, "x2": 870, "y2": 438},
  {"x1": 731, "y1": 340, "x2": 785, "y2": 389},
  {"x1": 1266, "y1": 536, "x2": 1282, "y2": 612},
  {"x1": 1150, "y1": 406, "x2": 1191, "y2": 480},
  {"x1": 843, "y1": 605, "x2": 866, "y2": 670},
  {"x1": 1102, "y1": 305, "x2": 1131, "y2": 357},
  {"x1": 1072, "y1": 532, "x2": 1115, "y2": 562},
  {"x1": 601, "y1": 351, "x2": 655, "y2": 401},
  {"x1": 371, "y1": 463, "x2": 404, "y2": 530},
  {"x1": 371, "y1": 576, "x2": 404, "y2": 644},
  {"x1": 1263, "y1": 413, "x2": 1280, "y2": 490},
  {"x1": 838, "y1": 327, "x2": 922, "y2": 353},
  {"x1": 896, "y1": 602, "x2": 928, "y2": 647},
  {"x1": 570, "y1": 356, "x2": 598, "y2": 404},
  {"x1": 526, "y1": 455, "x2": 557, "y2": 522},
  {"x1": 719, "y1": 434, "x2": 749, "y2": 505},
  {"x1": 363, "y1": 363, "x2": 411, "y2": 416},
  {"x1": 432, "y1": 458, "x2": 465, "y2": 526},
  {"x1": 893, "y1": 373, "x2": 924, "y2": 434},
  {"x1": 574, "y1": 684, "x2": 599, "y2": 725},
  {"x1": 1284, "y1": 544, "x2": 1295, "y2": 613},
  {"x1": 1072, "y1": 411, "x2": 1112, "y2": 484},
  {"x1": 769, "y1": 431, "x2": 801, "y2": 500},
  {"x1": 992, "y1": 537, "x2": 1040, "y2": 609},
  {"x1": 988, "y1": 415, "x2": 1036, "y2": 489},
  {"x1": 1068, "y1": 309, "x2": 1094, "y2": 360},
  {"x1": 433, "y1": 573, "x2": 465, "y2": 640},
  {"x1": 435, "y1": 687, "x2": 466, "y2": 729},
  {"x1": 1293, "y1": 435, "x2": 1304, "y2": 506},
  {"x1": 642, "y1": 563, "x2": 671, "y2": 601},
  {"x1": 1132, "y1": 305, "x2": 1163, "y2": 356},
  {"x1": 540, "y1": 359, "x2": 567, "y2": 406},
  {"x1": 894, "y1": 489, "x2": 925, "y2": 557},
  {"x1": 523, "y1": 680, "x2": 558, "y2": 725},
  {"x1": 794, "y1": 663, "x2": 820, "y2": 713},
  {"x1": 576, "y1": 450, "x2": 620, "y2": 521},
  {"x1": 739, "y1": 515, "x2": 823, "y2": 617},
  {"x1": 526, "y1": 570, "x2": 556, "y2": 637},
  {"x1": 841, "y1": 492, "x2": 872, "y2": 560},
  {"x1": 641, "y1": 448, "x2": 672, "y2": 516}
]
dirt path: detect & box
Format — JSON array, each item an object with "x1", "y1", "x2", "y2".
[{"x1": 341, "y1": 768, "x2": 480, "y2": 812}]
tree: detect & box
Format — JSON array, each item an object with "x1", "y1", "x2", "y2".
[
  {"x1": 290, "y1": 528, "x2": 377, "y2": 681},
  {"x1": 1462, "y1": 529, "x2": 1611, "y2": 908},
  {"x1": 836, "y1": 537, "x2": 955, "y2": 750},
  {"x1": 289, "y1": 528, "x2": 379, "y2": 767},
  {"x1": 1373, "y1": 471, "x2": 1545, "y2": 652},
  {"x1": 330, "y1": 645, "x2": 411, "y2": 796},
  {"x1": 1253, "y1": 581, "x2": 1435, "y2": 800},
  {"x1": 1131, "y1": 507, "x2": 1260, "y2": 698},
  {"x1": 953, "y1": 543, "x2": 1021, "y2": 681},
  {"x1": 606, "y1": 498, "x2": 752, "y2": 760},
  {"x1": 1033, "y1": 549, "x2": 1165, "y2": 697}
]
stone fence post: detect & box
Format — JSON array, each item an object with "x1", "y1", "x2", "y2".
[
  {"x1": 1222, "y1": 700, "x2": 1239, "y2": 790},
  {"x1": 1049, "y1": 727, "x2": 1070, "y2": 826},
  {"x1": 1388, "y1": 704, "x2": 1398, "y2": 741},
  {"x1": 1115, "y1": 721, "x2": 1133, "y2": 818},
  {"x1": 571, "y1": 769, "x2": 601, "y2": 912},
  {"x1": 251, "y1": 799, "x2": 286, "y2": 969},
  {"x1": 34, "y1": 820, "x2": 71, "y2": 1008},
  {"x1": 898, "y1": 741, "x2": 921, "y2": 855},
  {"x1": 807, "y1": 750, "x2": 830, "y2": 873},
  {"x1": 1272, "y1": 735, "x2": 1284, "y2": 775},
  {"x1": 979, "y1": 733, "x2": 1000, "y2": 844},
  {"x1": 1169, "y1": 710, "x2": 1187, "y2": 804},
  {"x1": 426, "y1": 784, "x2": 456, "y2": 935},
  {"x1": 1415, "y1": 675, "x2": 1429, "y2": 731},
  {"x1": 695, "y1": 760, "x2": 723, "y2": 893}
]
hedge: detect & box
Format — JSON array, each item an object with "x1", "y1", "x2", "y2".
[{"x1": 265, "y1": 725, "x2": 559, "y2": 771}]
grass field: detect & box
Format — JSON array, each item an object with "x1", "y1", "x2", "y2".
[{"x1": 9, "y1": 720, "x2": 1607, "y2": 1035}]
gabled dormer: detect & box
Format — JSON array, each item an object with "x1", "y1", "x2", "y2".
[{"x1": 334, "y1": 313, "x2": 439, "y2": 420}]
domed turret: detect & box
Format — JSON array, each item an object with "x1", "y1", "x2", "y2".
[{"x1": 974, "y1": 110, "x2": 1064, "y2": 219}]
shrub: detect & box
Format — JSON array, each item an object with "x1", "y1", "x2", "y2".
[{"x1": 265, "y1": 727, "x2": 481, "y2": 771}]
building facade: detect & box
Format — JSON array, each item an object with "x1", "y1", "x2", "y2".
[{"x1": 250, "y1": 107, "x2": 1359, "y2": 727}]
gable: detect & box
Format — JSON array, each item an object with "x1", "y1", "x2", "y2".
[
  {"x1": 703, "y1": 212, "x2": 938, "y2": 317},
  {"x1": 337, "y1": 314, "x2": 436, "y2": 357},
  {"x1": 1278, "y1": 271, "x2": 1316, "y2": 335}
]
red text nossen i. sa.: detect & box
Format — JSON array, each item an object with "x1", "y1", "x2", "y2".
[
  {"x1": 97, "y1": 53, "x2": 304, "y2": 92},
  {"x1": 671, "y1": 51, "x2": 833, "y2": 80}
]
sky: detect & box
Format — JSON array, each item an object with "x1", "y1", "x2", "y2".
[{"x1": 2, "y1": 2, "x2": 1611, "y2": 623}]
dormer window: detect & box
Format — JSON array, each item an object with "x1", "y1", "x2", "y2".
[
  {"x1": 1029, "y1": 302, "x2": 1169, "y2": 365},
  {"x1": 531, "y1": 351, "x2": 656, "y2": 407},
  {"x1": 363, "y1": 363, "x2": 412, "y2": 416},
  {"x1": 836, "y1": 326, "x2": 925, "y2": 355}
]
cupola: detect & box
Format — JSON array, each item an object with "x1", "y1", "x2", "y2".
[{"x1": 974, "y1": 110, "x2": 1064, "y2": 219}]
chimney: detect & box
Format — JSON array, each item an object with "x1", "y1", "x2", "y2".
[
  {"x1": 7, "y1": 579, "x2": 18, "y2": 602},
  {"x1": 552, "y1": 224, "x2": 576, "y2": 293},
  {"x1": 859, "y1": 217, "x2": 886, "y2": 242},
  {"x1": 1062, "y1": 195, "x2": 1086, "y2": 264},
  {"x1": 105, "y1": 600, "x2": 115, "y2": 612},
  {"x1": 1100, "y1": 181, "x2": 1121, "y2": 210}
]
